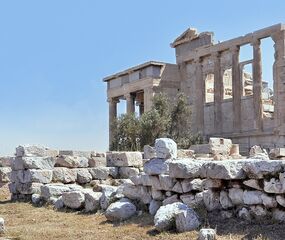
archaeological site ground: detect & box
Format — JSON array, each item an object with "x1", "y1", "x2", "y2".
[{"x1": 1, "y1": 23, "x2": 285, "y2": 240}]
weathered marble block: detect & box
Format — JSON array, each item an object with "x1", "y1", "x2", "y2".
[{"x1": 107, "y1": 152, "x2": 143, "y2": 167}]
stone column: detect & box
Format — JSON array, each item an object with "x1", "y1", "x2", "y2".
[
  {"x1": 252, "y1": 39, "x2": 263, "y2": 131},
  {"x1": 194, "y1": 57, "x2": 205, "y2": 134},
  {"x1": 108, "y1": 97, "x2": 119, "y2": 149},
  {"x1": 144, "y1": 87, "x2": 154, "y2": 113},
  {"x1": 231, "y1": 46, "x2": 242, "y2": 133},
  {"x1": 213, "y1": 52, "x2": 223, "y2": 134},
  {"x1": 125, "y1": 93, "x2": 135, "y2": 114},
  {"x1": 272, "y1": 30, "x2": 285, "y2": 136}
]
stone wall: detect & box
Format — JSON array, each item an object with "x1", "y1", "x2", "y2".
[
  {"x1": 122, "y1": 139, "x2": 285, "y2": 223},
  {"x1": 8, "y1": 145, "x2": 142, "y2": 202}
]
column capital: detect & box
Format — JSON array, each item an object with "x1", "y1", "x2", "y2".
[
  {"x1": 107, "y1": 97, "x2": 120, "y2": 104},
  {"x1": 251, "y1": 38, "x2": 261, "y2": 48},
  {"x1": 230, "y1": 45, "x2": 240, "y2": 53},
  {"x1": 124, "y1": 93, "x2": 133, "y2": 100}
]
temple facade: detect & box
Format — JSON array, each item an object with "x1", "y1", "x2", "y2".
[{"x1": 103, "y1": 24, "x2": 285, "y2": 153}]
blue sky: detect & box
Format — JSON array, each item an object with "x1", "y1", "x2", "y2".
[{"x1": 0, "y1": 0, "x2": 284, "y2": 155}]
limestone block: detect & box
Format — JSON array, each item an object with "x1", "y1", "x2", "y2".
[
  {"x1": 203, "y1": 190, "x2": 221, "y2": 211},
  {"x1": 62, "y1": 191, "x2": 85, "y2": 209},
  {"x1": 201, "y1": 160, "x2": 246, "y2": 180},
  {"x1": 100, "y1": 185, "x2": 118, "y2": 210},
  {"x1": 54, "y1": 196, "x2": 64, "y2": 209},
  {"x1": 56, "y1": 155, "x2": 88, "y2": 168},
  {"x1": 228, "y1": 188, "x2": 244, "y2": 205},
  {"x1": 151, "y1": 189, "x2": 164, "y2": 200},
  {"x1": 105, "y1": 198, "x2": 136, "y2": 221},
  {"x1": 243, "y1": 190, "x2": 263, "y2": 205},
  {"x1": 89, "y1": 167, "x2": 118, "y2": 180},
  {"x1": 84, "y1": 190, "x2": 102, "y2": 212},
  {"x1": 149, "y1": 200, "x2": 162, "y2": 215},
  {"x1": 209, "y1": 138, "x2": 232, "y2": 155},
  {"x1": 181, "y1": 179, "x2": 204, "y2": 193},
  {"x1": 88, "y1": 156, "x2": 107, "y2": 168},
  {"x1": 242, "y1": 160, "x2": 285, "y2": 179},
  {"x1": 249, "y1": 145, "x2": 269, "y2": 160},
  {"x1": 198, "y1": 228, "x2": 217, "y2": 240},
  {"x1": 52, "y1": 167, "x2": 77, "y2": 183},
  {"x1": 16, "y1": 182, "x2": 43, "y2": 195},
  {"x1": 0, "y1": 167, "x2": 11, "y2": 183},
  {"x1": 219, "y1": 191, "x2": 233, "y2": 209},
  {"x1": 243, "y1": 179, "x2": 262, "y2": 190},
  {"x1": 175, "y1": 207, "x2": 200, "y2": 233},
  {"x1": 180, "y1": 194, "x2": 196, "y2": 208},
  {"x1": 18, "y1": 156, "x2": 55, "y2": 170},
  {"x1": 154, "y1": 202, "x2": 187, "y2": 232},
  {"x1": 0, "y1": 156, "x2": 13, "y2": 167},
  {"x1": 162, "y1": 194, "x2": 180, "y2": 206},
  {"x1": 276, "y1": 195, "x2": 285, "y2": 207},
  {"x1": 143, "y1": 158, "x2": 170, "y2": 175},
  {"x1": 0, "y1": 217, "x2": 4, "y2": 234},
  {"x1": 177, "y1": 149, "x2": 194, "y2": 159},
  {"x1": 16, "y1": 145, "x2": 58, "y2": 158},
  {"x1": 195, "y1": 192, "x2": 204, "y2": 206},
  {"x1": 202, "y1": 179, "x2": 222, "y2": 189},
  {"x1": 122, "y1": 182, "x2": 152, "y2": 204},
  {"x1": 76, "y1": 169, "x2": 92, "y2": 184},
  {"x1": 129, "y1": 174, "x2": 142, "y2": 185},
  {"x1": 118, "y1": 167, "x2": 139, "y2": 179},
  {"x1": 169, "y1": 159, "x2": 204, "y2": 179},
  {"x1": 249, "y1": 205, "x2": 268, "y2": 220},
  {"x1": 58, "y1": 150, "x2": 92, "y2": 158},
  {"x1": 261, "y1": 194, "x2": 277, "y2": 208},
  {"x1": 31, "y1": 193, "x2": 42, "y2": 204},
  {"x1": 270, "y1": 148, "x2": 285, "y2": 159},
  {"x1": 107, "y1": 152, "x2": 143, "y2": 167},
  {"x1": 25, "y1": 169, "x2": 52, "y2": 184},
  {"x1": 272, "y1": 208, "x2": 285, "y2": 222},
  {"x1": 155, "y1": 138, "x2": 177, "y2": 159},
  {"x1": 11, "y1": 157, "x2": 24, "y2": 170},
  {"x1": 143, "y1": 145, "x2": 156, "y2": 159},
  {"x1": 40, "y1": 183, "x2": 71, "y2": 200},
  {"x1": 172, "y1": 181, "x2": 183, "y2": 193},
  {"x1": 159, "y1": 174, "x2": 176, "y2": 191},
  {"x1": 238, "y1": 207, "x2": 251, "y2": 221},
  {"x1": 264, "y1": 178, "x2": 283, "y2": 194}
]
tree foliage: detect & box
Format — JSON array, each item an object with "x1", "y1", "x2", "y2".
[{"x1": 110, "y1": 93, "x2": 202, "y2": 151}]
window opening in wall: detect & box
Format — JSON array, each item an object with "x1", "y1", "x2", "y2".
[
  {"x1": 261, "y1": 37, "x2": 275, "y2": 118},
  {"x1": 222, "y1": 68, "x2": 233, "y2": 100},
  {"x1": 205, "y1": 73, "x2": 214, "y2": 103}
]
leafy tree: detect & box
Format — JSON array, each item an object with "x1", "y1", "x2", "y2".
[
  {"x1": 111, "y1": 93, "x2": 202, "y2": 151},
  {"x1": 111, "y1": 113, "x2": 140, "y2": 151}
]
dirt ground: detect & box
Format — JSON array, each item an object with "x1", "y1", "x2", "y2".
[{"x1": 1, "y1": 184, "x2": 285, "y2": 240}]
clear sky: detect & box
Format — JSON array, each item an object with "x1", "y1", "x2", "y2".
[{"x1": 0, "y1": 0, "x2": 284, "y2": 155}]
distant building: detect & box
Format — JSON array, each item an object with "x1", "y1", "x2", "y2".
[{"x1": 104, "y1": 24, "x2": 285, "y2": 153}]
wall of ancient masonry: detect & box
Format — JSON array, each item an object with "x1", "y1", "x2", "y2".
[
  {"x1": 175, "y1": 24, "x2": 285, "y2": 152},
  {"x1": 4, "y1": 138, "x2": 285, "y2": 232},
  {"x1": 7, "y1": 145, "x2": 142, "y2": 202}
]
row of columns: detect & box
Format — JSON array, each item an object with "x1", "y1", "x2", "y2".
[
  {"x1": 108, "y1": 87, "x2": 154, "y2": 148},
  {"x1": 195, "y1": 38, "x2": 264, "y2": 135}
]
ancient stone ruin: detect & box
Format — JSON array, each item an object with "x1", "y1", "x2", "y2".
[
  {"x1": 103, "y1": 24, "x2": 285, "y2": 153},
  {"x1": 2, "y1": 138, "x2": 285, "y2": 234}
]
